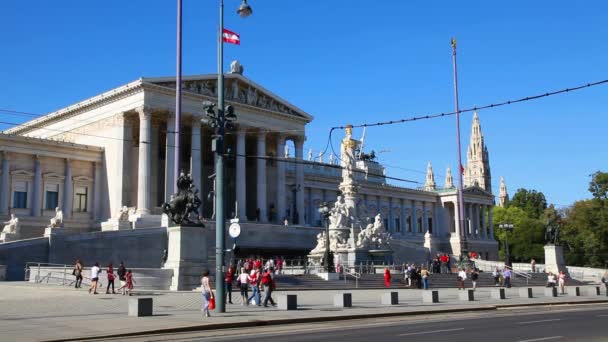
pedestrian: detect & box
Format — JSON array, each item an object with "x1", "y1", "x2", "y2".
[
  {"x1": 238, "y1": 267, "x2": 249, "y2": 305},
  {"x1": 503, "y1": 267, "x2": 512, "y2": 288},
  {"x1": 225, "y1": 265, "x2": 235, "y2": 304},
  {"x1": 261, "y1": 267, "x2": 276, "y2": 307},
  {"x1": 547, "y1": 272, "x2": 557, "y2": 288},
  {"x1": 531, "y1": 259, "x2": 537, "y2": 273},
  {"x1": 601, "y1": 271, "x2": 608, "y2": 297},
  {"x1": 471, "y1": 268, "x2": 479, "y2": 291},
  {"x1": 105, "y1": 263, "x2": 116, "y2": 294},
  {"x1": 407, "y1": 264, "x2": 413, "y2": 287},
  {"x1": 125, "y1": 269, "x2": 136, "y2": 296},
  {"x1": 421, "y1": 266, "x2": 430, "y2": 290},
  {"x1": 440, "y1": 254, "x2": 448, "y2": 273},
  {"x1": 73, "y1": 259, "x2": 83, "y2": 289},
  {"x1": 558, "y1": 270, "x2": 566, "y2": 294},
  {"x1": 492, "y1": 267, "x2": 500, "y2": 286},
  {"x1": 247, "y1": 267, "x2": 261, "y2": 306},
  {"x1": 88, "y1": 262, "x2": 101, "y2": 294},
  {"x1": 457, "y1": 268, "x2": 467, "y2": 290},
  {"x1": 277, "y1": 257, "x2": 284, "y2": 275},
  {"x1": 116, "y1": 261, "x2": 127, "y2": 295},
  {"x1": 384, "y1": 268, "x2": 391, "y2": 287},
  {"x1": 200, "y1": 269, "x2": 214, "y2": 318}
]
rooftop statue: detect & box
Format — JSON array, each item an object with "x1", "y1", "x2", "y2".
[
  {"x1": 2, "y1": 214, "x2": 20, "y2": 235},
  {"x1": 48, "y1": 207, "x2": 64, "y2": 228}
]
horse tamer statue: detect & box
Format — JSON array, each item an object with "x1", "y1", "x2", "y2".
[{"x1": 162, "y1": 171, "x2": 203, "y2": 226}]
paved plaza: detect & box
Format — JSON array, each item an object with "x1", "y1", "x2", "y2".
[{"x1": 0, "y1": 282, "x2": 606, "y2": 341}]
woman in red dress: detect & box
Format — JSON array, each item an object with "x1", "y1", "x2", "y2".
[{"x1": 384, "y1": 268, "x2": 391, "y2": 287}]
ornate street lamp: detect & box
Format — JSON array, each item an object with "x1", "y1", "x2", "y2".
[
  {"x1": 237, "y1": 0, "x2": 252, "y2": 17},
  {"x1": 498, "y1": 223, "x2": 514, "y2": 267},
  {"x1": 318, "y1": 202, "x2": 332, "y2": 273}
]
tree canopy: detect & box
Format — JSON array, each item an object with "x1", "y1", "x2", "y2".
[{"x1": 508, "y1": 188, "x2": 547, "y2": 218}]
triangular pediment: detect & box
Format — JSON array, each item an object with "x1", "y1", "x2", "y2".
[{"x1": 142, "y1": 74, "x2": 313, "y2": 121}]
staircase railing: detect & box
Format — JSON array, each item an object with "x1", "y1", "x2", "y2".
[{"x1": 513, "y1": 270, "x2": 532, "y2": 285}]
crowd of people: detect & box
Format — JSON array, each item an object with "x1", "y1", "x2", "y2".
[{"x1": 72, "y1": 260, "x2": 135, "y2": 295}]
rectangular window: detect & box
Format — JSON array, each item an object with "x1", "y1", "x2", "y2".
[
  {"x1": 45, "y1": 191, "x2": 59, "y2": 210},
  {"x1": 417, "y1": 217, "x2": 423, "y2": 233},
  {"x1": 428, "y1": 217, "x2": 433, "y2": 234},
  {"x1": 383, "y1": 218, "x2": 389, "y2": 231},
  {"x1": 407, "y1": 216, "x2": 412, "y2": 232},
  {"x1": 395, "y1": 218, "x2": 401, "y2": 232},
  {"x1": 74, "y1": 186, "x2": 88, "y2": 212},
  {"x1": 13, "y1": 191, "x2": 27, "y2": 208}
]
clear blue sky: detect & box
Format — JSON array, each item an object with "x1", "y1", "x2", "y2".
[{"x1": 1, "y1": 1, "x2": 607, "y2": 207}]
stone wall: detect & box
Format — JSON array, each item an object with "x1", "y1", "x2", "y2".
[
  {"x1": 48, "y1": 228, "x2": 168, "y2": 267},
  {"x1": 0, "y1": 265, "x2": 6, "y2": 281},
  {"x1": 0, "y1": 237, "x2": 49, "y2": 280}
]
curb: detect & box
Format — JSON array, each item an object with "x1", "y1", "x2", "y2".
[{"x1": 43, "y1": 299, "x2": 608, "y2": 342}]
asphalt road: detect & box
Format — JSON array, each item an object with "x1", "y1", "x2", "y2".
[{"x1": 100, "y1": 303, "x2": 608, "y2": 342}]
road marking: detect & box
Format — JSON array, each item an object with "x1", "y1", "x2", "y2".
[
  {"x1": 397, "y1": 327, "x2": 465, "y2": 336},
  {"x1": 597, "y1": 314, "x2": 608, "y2": 317},
  {"x1": 517, "y1": 318, "x2": 561, "y2": 325},
  {"x1": 517, "y1": 336, "x2": 563, "y2": 342}
]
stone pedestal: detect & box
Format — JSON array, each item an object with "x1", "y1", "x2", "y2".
[
  {"x1": 381, "y1": 292, "x2": 399, "y2": 305},
  {"x1": 163, "y1": 225, "x2": 209, "y2": 291},
  {"x1": 568, "y1": 287, "x2": 581, "y2": 297},
  {"x1": 317, "y1": 272, "x2": 339, "y2": 281},
  {"x1": 128, "y1": 297, "x2": 153, "y2": 317},
  {"x1": 278, "y1": 294, "x2": 298, "y2": 310},
  {"x1": 422, "y1": 290, "x2": 439, "y2": 303},
  {"x1": 132, "y1": 214, "x2": 164, "y2": 229},
  {"x1": 43, "y1": 227, "x2": 64, "y2": 237},
  {"x1": 519, "y1": 288, "x2": 533, "y2": 298},
  {"x1": 459, "y1": 289, "x2": 475, "y2": 301},
  {"x1": 101, "y1": 219, "x2": 131, "y2": 231},
  {"x1": 544, "y1": 245, "x2": 567, "y2": 274},
  {"x1": 544, "y1": 287, "x2": 558, "y2": 297},
  {"x1": 491, "y1": 288, "x2": 506, "y2": 300},
  {"x1": 0, "y1": 232, "x2": 19, "y2": 243},
  {"x1": 334, "y1": 293, "x2": 352, "y2": 308}
]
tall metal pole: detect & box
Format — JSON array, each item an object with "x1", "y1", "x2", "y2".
[
  {"x1": 451, "y1": 38, "x2": 467, "y2": 256},
  {"x1": 174, "y1": 0, "x2": 183, "y2": 194},
  {"x1": 215, "y1": 0, "x2": 226, "y2": 313}
]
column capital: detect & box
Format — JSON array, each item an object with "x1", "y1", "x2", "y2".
[
  {"x1": 135, "y1": 105, "x2": 154, "y2": 120},
  {"x1": 293, "y1": 136, "x2": 305, "y2": 147},
  {"x1": 256, "y1": 130, "x2": 268, "y2": 139}
]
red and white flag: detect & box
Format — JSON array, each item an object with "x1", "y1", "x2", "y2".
[{"x1": 222, "y1": 28, "x2": 240, "y2": 45}]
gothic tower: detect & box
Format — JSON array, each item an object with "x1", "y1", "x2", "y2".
[
  {"x1": 424, "y1": 161, "x2": 436, "y2": 191},
  {"x1": 464, "y1": 111, "x2": 492, "y2": 192},
  {"x1": 444, "y1": 166, "x2": 454, "y2": 189},
  {"x1": 498, "y1": 176, "x2": 509, "y2": 207}
]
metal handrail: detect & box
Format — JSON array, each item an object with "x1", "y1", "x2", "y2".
[
  {"x1": 513, "y1": 270, "x2": 532, "y2": 285},
  {"x1": 343, "y1": 267, "x2": 360, "y2": 288}
]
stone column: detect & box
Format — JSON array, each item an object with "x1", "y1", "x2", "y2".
[
  {"x1": 473, "y1": 204, "x2": 479, "y2": 238},
  {"x1": 411, "y1": 200, "x2": 417, "y2": 234},
  {"x1": 480, "y1": 205, "x2": 486, "y2": 239},
  {"x1": 190, "y1": 119, "x2": 202, "y2": 210},
  {"x1": 236, "y1": 128, "x2": 247, "y2": 220},
  {"x1": 275, "y1": 135, "x2": 286, "y2": 224},
  {"x1": 488, "y1": 206, "x2": 494, "y2": 239},
  {"x1": 433, "y1": 202, "x2": 440, "y2": 237},
  {"x1": 165, "y1": 115, "x2": 176, "y2": 201},
  {"x1": 306, "y1": 187, "x2": 313, "y2": 225},
  {"x1": 294, "y1": 137, "x2": 305, "y2": 225},
  {"x1": 256, "y1": 132, "x2": 268, "y2": 223},
  {"x1": 63, "y1": 159, "x2": 73, "y2": 219},
  {"x1": 388, "y1": 197, "x2": 394, "y2": 233},
  {"x1": 93, "y1": 161, "x2": 102, "y2": 221},
  {"x1": 422, "y1": 202, "x2": 428, "y2": 233},
  {"x1": 454, "y1": 200, "x2": 461, "y2": 237},
  {"x1": 32, "y1": 156, "x2": 42, "y2": 217},
  {"x1": 137, "y1": 108, "x2": 152, "y2": 215},
  {"x1": 0, "y1": 153, "x2": 10, "y2": 215}
]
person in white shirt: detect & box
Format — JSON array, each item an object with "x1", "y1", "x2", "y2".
[
  {"x1": 88, "y1": 262, "x2": 101, "y2": 295},
  {"x1": 457, "y1": 268, "x2": 467, "y2": 290},
  {"x1": 238, "y1": 268, "x2": 250, "y2": 305}
]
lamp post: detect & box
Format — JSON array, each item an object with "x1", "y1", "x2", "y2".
[
  {"x1": 318, "y1": 202, "x2": 332, "y2": 273},
  {"x1": 498, "y1": 223, "x2": 514, "y2": 267},
  {"x1": 212, "y1": 0, "x2": 252, "y2": 314}
]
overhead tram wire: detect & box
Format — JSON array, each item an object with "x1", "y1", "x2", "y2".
[{"x1": 330, "y1": 78, "x2": 608, "y2": 130}]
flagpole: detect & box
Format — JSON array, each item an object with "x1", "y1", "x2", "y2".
[
  {"x1": 215, "y1": 0, "x2": 227, "y2": 313},
  {"x1": 451, "y1": 38, "x2": 468, "y2": 256},
  {"x1": 174, "y1": 0, "x2": 182, "y2": 194}
]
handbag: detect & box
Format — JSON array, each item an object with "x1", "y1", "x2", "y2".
[
  {"x1": 208, "y1": 297, "x2": 216, "y2": 310},
  {"x1": 72, "y1": 269, "x2": 76, "y2": 276}
]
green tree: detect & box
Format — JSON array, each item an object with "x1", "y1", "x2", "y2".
[
  {"x1": 509, "y1": 188, "x2": 547, "y2": 218},
  {"x1": 493, "y1": 206, "x2": 545, "y2": 263},
  {"x1": 589, "y1": 171, "x2": 608, "y2": 202},
  {"x1": 561, "y1": 200, "x2": 608, "y2": 267}
]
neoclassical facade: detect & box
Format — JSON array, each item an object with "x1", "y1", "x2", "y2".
[{"x1": 2, "y1": 72, "x2": 498, "y2": 258}]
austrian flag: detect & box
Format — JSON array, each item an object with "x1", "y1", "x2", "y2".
[{"x1": 222, "y1": 28, "x2": 240, "y2": 45}]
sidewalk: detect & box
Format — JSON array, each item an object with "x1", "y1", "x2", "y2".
[{"x1": 0, "y1": 282, "x2": 606, "y2": 342}]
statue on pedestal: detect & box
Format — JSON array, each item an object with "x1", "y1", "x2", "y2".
[
  {"x1": 48, "y1": 207, "x2": 64, "y2": 228},
  {"x1": 2, "y1": 214, "x2": 20, "y2": 235},
  {"x1": 162, "y1": 171, "x2": 203, "y2": 226},
  {"x1": 545, "y1": 224, "x2": 560, "y2": 245}
]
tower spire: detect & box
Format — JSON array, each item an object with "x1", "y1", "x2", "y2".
[
  {"x1": 425, "y1": 161, "x2": 436, "y2": 191},
  {"x1": 445, "y1": 166, "x2": 454, "y2": 189},
  {"x1": 498, "y1": 176, "x2": 509, "y2": 207},
  {"x1": 464, "y1": 111, "x2": 492, "y2": 192}
]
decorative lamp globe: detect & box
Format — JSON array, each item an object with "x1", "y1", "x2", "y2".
[{"x1": 237, "y1": 0, "x2": 252, "y2": 18}]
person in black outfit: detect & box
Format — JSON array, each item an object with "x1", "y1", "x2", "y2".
[{"x1": 116, "y1": 261, "x2": 127, "y2": 295}]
